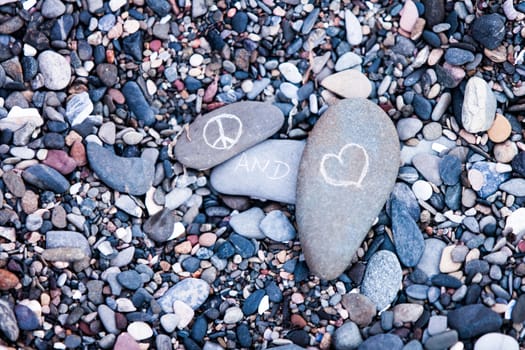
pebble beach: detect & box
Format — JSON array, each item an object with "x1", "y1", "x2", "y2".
[{"x1": 1, "y1": 0, "x2": 525, "y2": 349}]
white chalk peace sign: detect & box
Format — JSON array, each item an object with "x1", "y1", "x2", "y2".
[{"x1": 203, "y1": 113, "x2": 243, "y2": 150}]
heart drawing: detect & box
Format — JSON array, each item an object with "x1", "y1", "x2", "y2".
[{"x1": 319, "y1": 143, "x2": 369, "y2": 187}]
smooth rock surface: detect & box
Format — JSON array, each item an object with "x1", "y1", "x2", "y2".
[
  {"x1": 297, "y1": 98, "x2": 400, "y2": 280},
  {"x1": 320, "y1": 70, "x2": 372, "y2": 99},
  {"x1": 259, "y1": 210, "x2": 296, "y2": 242},
  {"x1": 448, "y1": 304, "x2": 502, "y2": 339},
  {"x1": 462, "y1": 76, "x2": 497, "y2": 133},
  {"x1": 22, "y1": 164, "x2": 69, "y2": 193},
  {"x1": 357, "y1": 334, "x2": 403, "y2": 350},
  {"x1": 176, "y1": 102, "x2": 284, "y2": 170},
  {"x1": 87, "y1": 142, "x2": 158, "y2": 196},
  {"x1": 361, "y1": 250, "x2": 402, "y2": 310},
  {"x1": 211, "y1": 140, "x2": 304, "y2": 204},
  {"x1": 38, "y1": 50, "x2": 71, "y2": 90},
  {"x1": 391, "y1": 199, "x2": 424, "y2": 267},
  {"x1": 45, "y1": 231, "x2": 91, "y2": 257},
  {"x1": 229, "y1": 207, "x2": 265, "y2": 239},
  {"x1": 157, "y1": 278, "x2": 209, "y2": 313},
  {"x1": 474, "y1": 333, "x2": 519, "y2": 350}
]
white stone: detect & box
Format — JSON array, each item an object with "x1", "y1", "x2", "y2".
[
  {"x1": 65, "y1": 92, "x2": 94, "y2": 126},
  {"x1": 462, "y1": 76, "x2": 497, "y2": 133},
  {"x1": 412, "y1": 180, "x2": 432, "y2": 200},
  {"x1": 0, "y1": 106, "x2": 43, "y2": 131},
  {"x1": 189, "y1": 54, "x2": 204, "y2": 67},
  {"x1": 223, "y1": 306, "x2": 243, "y2": 324},
  {"x1": 258, "y1": 295, "x2": 269, "y2": 314},
  {"x1": 504, "y1": 207, "x2": 525, "y2": 239},
  {"x1": 38, "y1": 51, "x2": 71, "y2": 90},
  {"x1": 160, "y1": 313, "x2": 180, "y2": 333},
  {"x1": 116, "y1": 298, "x2": 137, "y2": 312},
  {"x1": 335, "y1": 52, "x2": 363, "y2": 71},
  {"x1": 279, "y1": 62, "x2": 302, "y2": 84},
  {"x1": 172, "y1": 300, "x2": 194, "y2": 329},
  {"x1": 127, "y1": 321, "x2": 153, "y2": 341},
  {"x1": 168, "y1": 222, "x2": 185, "y2": 240},
  {"x1": 109, "y1": 0, "x2": 126, "y2": 11},
  {"x1": 345, "y1": 9, "x2": 363, "y2": 45},
  {"x1": 474, "y1": 333, "x2": 519, "y2": 350}
]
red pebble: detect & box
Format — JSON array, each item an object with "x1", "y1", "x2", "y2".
[
  {"x1": 187, "y1": 235, "x2": 199, "y2": 245},
  {"x1": 43, "y1": 150, "x2": 77, "y2": 175},
  {"x1": 518, "y1": 240, "x2": 525, "y2": 253}
]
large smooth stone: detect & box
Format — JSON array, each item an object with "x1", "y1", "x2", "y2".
[
  {"x1": 210, "y1": 139, "x2": 304, "y2": 203},
  {"x1": 296, "y1": 98, "x2": 400, "y2": 280},
  {"x1": 448, "y1": 304, "x2": 502, "y2": 339},
  {"x1": 474, "y1": 333, "x2": 519, "y2": 350},
  {"x1": 37, "y1": 50, "x2": 71, "y2": 90},
  {"x1": 175, "y1": 101, "x2": 284, "y2": 170},
  {"x1": 87, "y1": 142, "x2": 158, "y2": 195}
]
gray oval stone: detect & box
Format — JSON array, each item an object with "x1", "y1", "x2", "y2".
[
  {"x1": 210, "y1": 139, "x2": 304, "y2": 204},
  {"x1": 296, "y1": 98, "x2": 400, "y2": 280},
  {"x1": 175, "y1": 101, "x2": 284, "y2": 170},
  {"x1": 360, "y1": 250, "x2": 402, "y2": 311},
  {"x1": 462, "y1": 76, "x2": 496, "y2": 133},
  {"x1": 37, "y1": 50, "x2": 71, "y2": 90},
  {"x1": 87, "y1": 142, "x2": 158, "y2": 196},
  {"x1": 45, "y1": 231, "x2": 92, "y2": 258}
]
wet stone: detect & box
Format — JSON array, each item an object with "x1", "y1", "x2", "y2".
[{"x1": 297, "y1": 98, "x2": 399, "y2": 280}]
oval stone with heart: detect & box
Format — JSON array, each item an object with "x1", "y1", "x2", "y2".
[{"x1": 296, "y1": 98, "x2": 400, "y2": 280}]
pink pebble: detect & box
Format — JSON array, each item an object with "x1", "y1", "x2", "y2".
[
  {"x1": 150, "y1": 39, "x2": 162, "y2": 51},
  {"x1": 43, "y1": 150, "x2": 77, "y2": 175},
  {"x1": 400, "y1": 0, "x2": 419, "y2": 33}
]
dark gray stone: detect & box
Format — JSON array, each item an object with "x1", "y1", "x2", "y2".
[
  {"x1": 448, "y1": 304, "x2": 502, "y2": 339},
  {"x1": 439, "y1": 154, "x2": 462, "y2": 185},
  {"x1": 211, "y1": 140, "x2": 303, "y2": 203},
  {"x1": 471, "y1": 14, "x2": 506, "y2": 50},
  {"x1": 175, "y1": 102, "x2": 284, "y2": 170},
  {"x1": 358, "y1": 334, "x2": 403, "y2": 350},
  {"x1": 87, "y1": 142, "x2": 158, "y2": 196},
  {"x1": 242, "y1": 289, "x2": 265, "y2": 315},
  {"x1": 22, "y1": 164, "x2": 69, "y2": 193},
  {"x1": 296, "y1": 98, "x2": 399, "y2": 280},
  {"x1": 143, "y1": 208, "x2": 179, "y2": 243},
  {"x1": 122, "y1": 81, "x2": 155, "y2": 126},
  {"x1": 361, "y1": 250, "x2": 402, "y2": 310},
  {"x1": 390, "y1": 182, "x2": 420, "y2": 221},
  {"x1": 422, "y1": 0, "x2": 445, "y2": 28},
  {"x1": 391, "y1": 199, "x2": 424, "y2": 267},
  {"x1": 14, "y1": 304, "x2": 39, "y2": 330},
  {"x1": 445, "y1": 48, "x2": 475, "y2": 66},
  {"x1": 157, "y1": 278, "x2": 210, "y2": 313},
  {"x1": 512, "y1": 294, "x2": 525, "y2": 323},
  {"x1": 117, "y1": 270, "x2": 142, "y2": 290}
]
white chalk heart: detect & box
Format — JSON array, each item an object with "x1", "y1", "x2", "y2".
[{"x1": 319, "y1": 143, "x2": 369, "y2": 187}]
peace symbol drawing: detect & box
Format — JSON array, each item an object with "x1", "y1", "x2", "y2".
[
  {"x1": 203, "y1": 114, "x2": 243, "y2": 150},
  {"x1": 319, "y1": 143, "x2": 369, "y2": 187}
]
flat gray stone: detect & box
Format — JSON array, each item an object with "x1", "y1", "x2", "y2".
[
  {"x1": 157, "y1": 278, "x2": 209, "y2": 313},
  {"x1": 87, "y1": 142, "x2": 158, "y2": 195},
  {"x1": 296, "y1": 98, "x2": 400, "y2": 280},
  {"x1": 499, "y1": 178, "x2": 525, "y2": 196},
  {"x1": 229, "y1": 207, "x2": 265, "y2": 239},
  {"x1": 175, "y1": 101, "x2": 284, "y2": 170},
  {"x1": 412, "y1": 153, "x2": 442, "y2": 186},
  {"x1": 259, "y1": 210, "x2": 296, "y2": 242},
  {"x1": 211, "y1": 139, "x2": 304, "y2": 204},
  {"x1": 361, "y1": 250, "x2": 402, "y2": 311},
  {"x1": 417, "y1": 238, "x2": 446, "y2": 278},
  {"x1": 45, "y1": 231, "x2": 92, "y2": 257}
]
